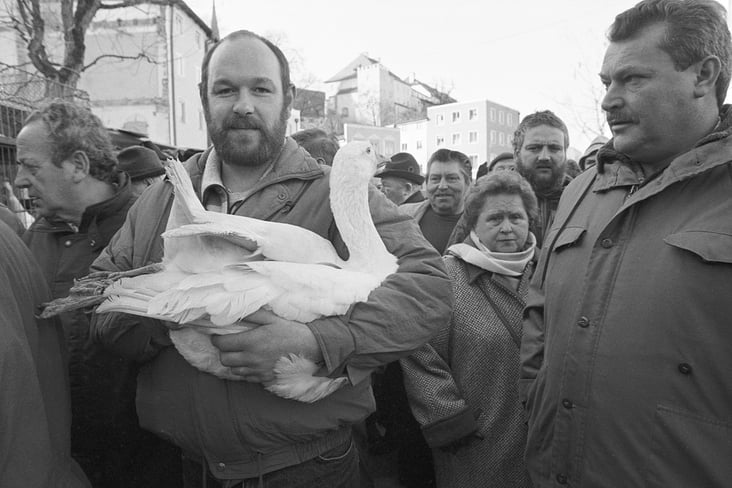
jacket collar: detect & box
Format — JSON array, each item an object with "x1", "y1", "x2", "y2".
[
  {"x1": 35, "y1": 171, "x2": 132, "y2": 233},
  {"x1": 593, "y1": 104, "x2": 732, "y2": 192},
  {"x1": 198, "y1": 137, "x2": 324, "y2": 201}
]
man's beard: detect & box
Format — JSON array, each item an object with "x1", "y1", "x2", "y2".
[
  {"x1": 517, "y1": 158, "x2": 565, "y2": 194},
  {"x1": 207, "y1": 106, "x2": 289, "y2": 167}
]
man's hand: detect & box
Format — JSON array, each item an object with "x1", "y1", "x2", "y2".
[{"x1": 210, "y1": 309, "x2": 323, "y2": 383}]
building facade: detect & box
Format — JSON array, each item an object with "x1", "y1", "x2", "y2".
[
  {"x1": 396, "y1": 118, "x2": 430, "y2": 173},
  {"x1": 426, "y1": 100, "x2": 519, "y2": 174},
  {"x1": 344, "y1": 123, "x2": 400, "y2": 160},
  {"x1": 0, "y1": 0, "x2": 216, "y2": 151},
  {"x1": 325, "y1": 54, "x2": 455, "y2": 135},
  {"x1": 80, "y1": 1, "x2": 216, "y2": 150}
]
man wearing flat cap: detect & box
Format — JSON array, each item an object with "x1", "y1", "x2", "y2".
[
  {"x1": 375, "y1": 152, "x2": 425, "y2": 205},
  {"x1": 117, "y1": 145, "x2": 167, "y2": 197}
]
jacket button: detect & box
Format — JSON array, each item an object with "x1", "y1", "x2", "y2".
[
  {"x1": 600, "y1": 238, "x2": 614, "y2": 248},
  {"x1": 678, "y1": 363, "x2": 692, "y2": 375},
  {"x1": 577, "y1": 316, "x2": 590, "y2": 328},
  {"x1": 216, "y1": 462, "x2": 225, "y2": 471},
  {"x1": 556, "y1": 473, "x2": 568, "y2": 484},
  {"x1": 562, "y1": 398, "x2": 573, "y2": 409},
  {"x1": 64, "y1": 240, "x2": 72, "y2": 247}
]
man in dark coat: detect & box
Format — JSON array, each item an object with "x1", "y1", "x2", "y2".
[
  {"x1": 521, "y1": 1, "x2": 732, "y2": 486},
  {"x1": 375, "y1": 152, "x2": 426, "y2": 205},
  {"x1": 0, "y1": 221, "x2": 89, "y2": 487},
  {"x1": 512, "y1": 110, "x2": 571, "y2": 247},
  {"x1": 14, "y1": 100, "x2": 181, "y2": 488}
]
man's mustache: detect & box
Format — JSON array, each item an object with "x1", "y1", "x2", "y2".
[
  {"x1": 225, "y1": 115, "x2": 263, "y2": 130},
  {"x1": 606, "y1": 112, "x2": 634, "y2": 124}
]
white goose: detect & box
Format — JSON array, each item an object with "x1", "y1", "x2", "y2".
[{"x1": 94, "y1": 141, "x2": 398, "y2": 402}]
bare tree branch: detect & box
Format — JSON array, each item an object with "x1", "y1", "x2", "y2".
[
  {"x1": 82, "y1": 51, "x2": 156, "y2": 71},
  {"x1": 98, "y1": 0, "x2": 171, "y2": 10}
]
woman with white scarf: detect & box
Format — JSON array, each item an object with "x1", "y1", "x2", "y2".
[{"x1": 402, "y1": 171, "x2": 537, "y2": 488}]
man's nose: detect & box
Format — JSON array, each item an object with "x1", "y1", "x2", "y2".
[
  {"x1": 14, "y1": 168, "x2": 29, "y2": 189},
  {"x1": 601, "y1": 81, "x2": 622, "y2": 112},
  {"x1": 437, "y1": 177, "x2": 448, "y2": 188},
  {"x1": 538, "y1": 147, "x2": 551, "y2": 160},
  {"x1": 233, "y1": 91, "x2": 254, "y2": 115}
]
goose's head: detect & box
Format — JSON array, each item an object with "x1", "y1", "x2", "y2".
[{"x1": 332, "y1": 141, "x2": 378, "y2": 181}]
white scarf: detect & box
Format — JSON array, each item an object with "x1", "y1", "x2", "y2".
[{"x1": 447, "y1": 231, "x2": 536, "y2": 277}]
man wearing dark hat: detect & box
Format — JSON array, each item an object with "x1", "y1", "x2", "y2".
[
  {"x1": 488, "y1": 152, "x2": 516, "y2": 173},
  {"x1": 117, "y1": 145, "x2": 167, "y2": 197},
  {"x1": 375, "y1": 152, "x2": 425, "y2": 205}
]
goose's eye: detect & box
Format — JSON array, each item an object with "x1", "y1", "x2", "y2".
[{"x1": 366, "y1": 147, "x2": 372, "y2": 154}]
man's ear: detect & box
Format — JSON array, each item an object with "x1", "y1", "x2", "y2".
[
  {"x1": 693, "y1": 55, "x2": 721, "y2": 99},
  {"x1": 67, "y1": 151, "x2": 91, "y2": 183}
]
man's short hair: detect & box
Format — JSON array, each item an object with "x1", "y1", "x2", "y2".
[
  {"x1": 609, "y1": 0, "x2": 732, "y2": 108},
  {"x1": 426, "y1": 148, "x2": 472, "y2": 184},
  {"x1": 512, "y1": 110, "x2": 570, "y2": 157},
  {"x1": 24, "y1": 100, "x2": 117, "y2": 185},
  {"x1": 199, "y1": 30, "x2": 293, "y2": 112},
  {"x1": 291, "y1": 128, "x2": 339, "y2": 166}
]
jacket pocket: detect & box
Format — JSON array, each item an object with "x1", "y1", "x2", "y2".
[
  {"x1": 646, "y1": 405, "x2": 732, "y2": 488},
  {"x1": 664, "y1": 230, "x2": 732, "y2": 263},
  {"x1": 552, "y1": 226, "x2": 586, "y2": 252}
]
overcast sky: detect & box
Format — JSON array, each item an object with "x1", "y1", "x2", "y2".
[{"x1": 183, "y1": 0, "x2": 727, "y2": 153}]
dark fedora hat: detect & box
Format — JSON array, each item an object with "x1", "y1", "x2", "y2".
[
  {"x1": 375, "y1": 152, "x2": 424, "y2": 184},
  {"x1": 488, "y1": 152, "x2": 515, "y2": 171},
  {"x1": 117, "y1": 145, "x2": 166, "y2": 181}
]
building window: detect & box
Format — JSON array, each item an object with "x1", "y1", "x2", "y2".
[
  {"x1": 506, "y1": 113, "x2": 513, "y2": 126},
  {"x1": 198, "y1": 110, "x2": 204, "y2": 130},
  {"x1": 179, "y1": 100, "x2": 185, "y2": 123},
  {"x1": 175, "y1": 54, "x2": 184, "y2": 77},
  {"x1": 489, "y1": 152, "x2": 496, "y2": 162},
  {"x1": 416, "y1": 140, "x2": 423, "y2": 149},
  {"x1": 452, "y1": 133, "x2": 461, "y2": 145},
  {"x1": 469, "y1": 131, "x2": 478, "y2": 143},
  {"x1": 437, "y1": 114, "x2": 445, "y2": 126},
  {"x1": 401, "y1": 143, "x2": 408, "y2": 151},
  {"x1": 341, "y1": 107, "x2": 349, "y2": 118},
  {"x1": 452, "y1": 111, "x2": 460, "y2": 123},
  {"x1": 175, "y1": 15, "x2": 183, "y2": 34},
  {"x1": 499, "y1": 132, "x2": 505, "y2": 145},
  {"x1": 490, "y1": 108, "x2": 496, "y2": 121},
  {"x1": 499, "y1": 110, "x2": 505, "y2": 124},
  {"x1": 469, "y1": 154, "x2": 478, "y2": 165},
  {"x1": 469, "y1": 108, "x2": 478, "y2": 120},
  {"x1": 195, "y1": 31, "x2": 201, "y2": 49},
  {"x1": 436, "y1": 136, "x2": 445, "y2": 146},
  {"x1": 490, "y1": 130, "x2": 496, "y2": 144}
]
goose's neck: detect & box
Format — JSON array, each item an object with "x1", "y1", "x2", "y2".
[{"x1": 330, "y1": 174, "x2": 393, "y2": 274}]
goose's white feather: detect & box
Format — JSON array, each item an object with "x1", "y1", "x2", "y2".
[{"x1": 97, "y1": 141, "x2": 397, "y2": 402}]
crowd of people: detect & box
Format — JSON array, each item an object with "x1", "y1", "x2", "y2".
[{"x1": 1, "y1": 0, "x2": 731, "y2": 487}]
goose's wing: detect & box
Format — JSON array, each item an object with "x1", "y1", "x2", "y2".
[
  {"x1": 228, "y1": 261, "x2": 382, "y2": 323},
  {"x1": 164, "y1": 219, "x2": 342, "y2": 266}
]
